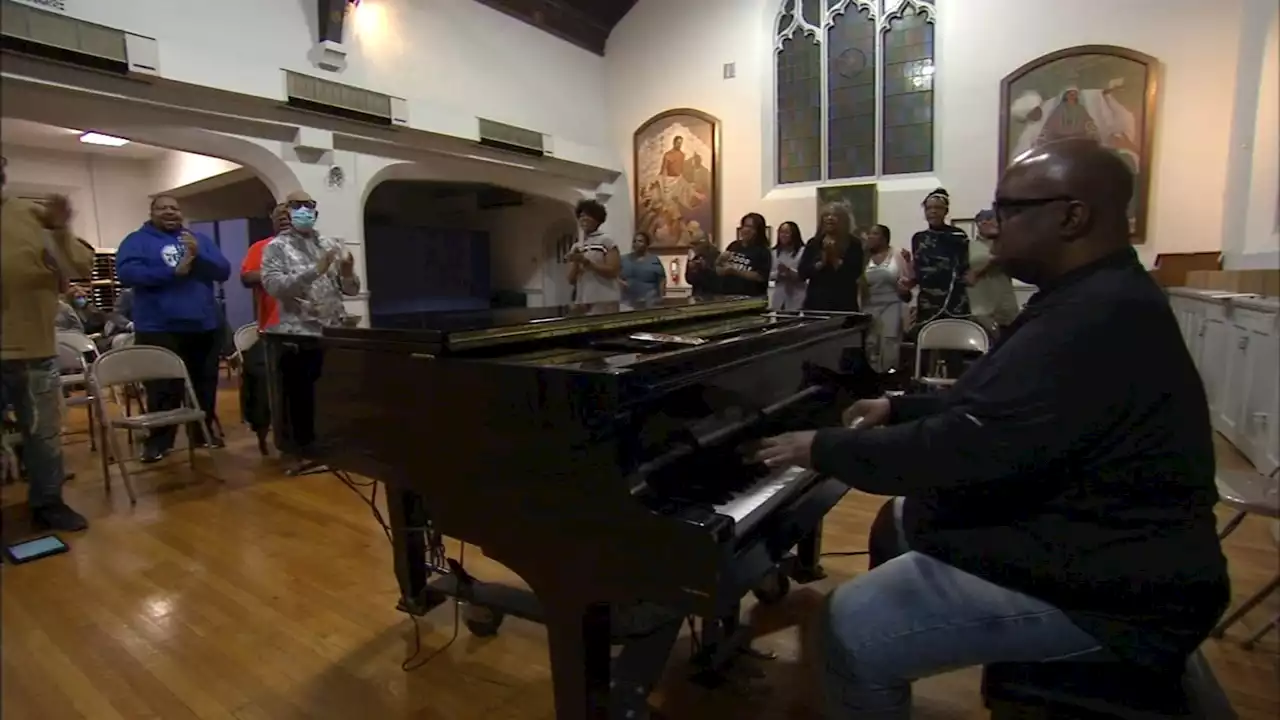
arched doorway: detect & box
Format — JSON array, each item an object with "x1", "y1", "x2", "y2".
[{"x1": 362, "y1": 161, "x2": 580, "y2": 313}]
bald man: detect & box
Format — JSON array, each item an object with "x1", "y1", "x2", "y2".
[
  {"x1": 755, "y1": 139, "x2": 1228, "y2": 717},
  {"x1": 260, "y1": 190, "x2": 360, "y2": 469}
]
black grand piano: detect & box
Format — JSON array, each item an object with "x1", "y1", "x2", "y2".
[{"x1": 264, "y1": 297, "x2": 872, "y2": 719}]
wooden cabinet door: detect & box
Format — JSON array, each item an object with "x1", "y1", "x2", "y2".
[
  {"x1": 1218, "y1": 322, "x2": 1252, "y2": 444},
  {"x1": 1201, "y1": 314, "x2": 1233, "y2": 429},
  {"x1": 1240, "y1": 324, "x2": 1280, "y2": 473}
]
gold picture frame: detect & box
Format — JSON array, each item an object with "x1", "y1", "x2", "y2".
[
  {"x1": 633, "y1": 109, "x2": 722, "y2": 250},
  {"x1": 999, "y1": 45, "x2": 1160, "y2": 243}
]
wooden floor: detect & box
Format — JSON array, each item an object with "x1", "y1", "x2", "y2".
[{"x1": 2, "y1": 385, "x2": 1277, "y2": 719}]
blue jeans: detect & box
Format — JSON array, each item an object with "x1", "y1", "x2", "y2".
[
  {"x1": 822, "y1": 498, "x2": 1107, "y2": 719},
  {"x1": 1, "y1": 358, "x2": 67, "y2": 508}
]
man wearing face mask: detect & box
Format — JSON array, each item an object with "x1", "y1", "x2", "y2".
[
  {"x1": 260, "y1": 190, "x2": 360, "y2": 471},
  {"x1": 117, "y1": 195, "x2": 232, "y2": 462}
]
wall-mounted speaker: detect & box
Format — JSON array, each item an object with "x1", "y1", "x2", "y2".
[{"x1": 317, "y1": 0, "x2": 348, "y2": 44}]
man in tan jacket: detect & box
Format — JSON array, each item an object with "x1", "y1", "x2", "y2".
[{"x1": 1, "y1": 156, "x2": 95, "y2": 531}]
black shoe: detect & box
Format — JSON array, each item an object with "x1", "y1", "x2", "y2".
[
  {"x1": 255, "y1": 431, "x2": 270, "y2": 456},
  {"x1": 32, "y1": 502, "x2": 89, "y2": 532},
  {"x1": 191, "y1": 436, "x2": 225, "y2": 450},
  {"x1": 140, "y1": 447, "x2": 168, "y2": 464}
]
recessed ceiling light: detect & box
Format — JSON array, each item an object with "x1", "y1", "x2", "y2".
[{"x1": 79, "y1": 132, "x2": 130, "y2": 147}]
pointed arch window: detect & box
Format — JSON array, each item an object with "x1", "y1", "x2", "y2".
[{"x1": 774, "y1": 0, "x2": 936, "y2": 185}]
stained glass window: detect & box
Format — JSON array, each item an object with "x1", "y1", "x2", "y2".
[
  {"x1": 773, "y1": 0, "x2": 937, "y2": 184},
  {"x1": 826, "y1": 6, "x2": 877, "y2": 180},
  {"x1": 776, "y1": 31, "x2": 823, "y2": 184},
  {"x1": 881, "y1": 7, "x2": 934, "y2": 174}
]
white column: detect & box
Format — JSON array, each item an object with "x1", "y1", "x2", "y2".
[{"x1": 1220, "y1": 0, "x2": 1277, "y2": 267}]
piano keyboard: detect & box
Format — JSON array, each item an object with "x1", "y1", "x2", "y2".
[{"x1": 715, "y1": 465, "x2": 813, "y2": 536}]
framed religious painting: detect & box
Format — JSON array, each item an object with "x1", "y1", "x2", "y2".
[
  {"x1": 817, "y1": 183, "x2": 878, "y2": 235},
  {"x1": 1000, "y1": 45, "x2": 1160, "y2": 243},
  {"x1": 633, "y1": 109, "x2": 721, "y2": 250}
]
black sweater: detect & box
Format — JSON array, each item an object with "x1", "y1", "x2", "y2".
[
  {"x1": 809, "y1": 248, "x2": 1229, "y2": 670},
  {"x1": 799, "y1": 234, "x2": 865, "y2": 311}
]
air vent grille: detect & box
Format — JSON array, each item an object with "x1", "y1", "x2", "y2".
[
  {"x1": 0, "y1": 0, "x2": 128, "y2": 71},
  {"x1": 477, "y1": 118, "x2": 545, "y2": 157},
  {"x1": 285, "y1": 70, "x2": 394, "y2": 126}
]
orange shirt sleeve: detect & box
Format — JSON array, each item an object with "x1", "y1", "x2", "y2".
[{"x1": 241, "y1": 239, "x2": 267, "y2": 276}]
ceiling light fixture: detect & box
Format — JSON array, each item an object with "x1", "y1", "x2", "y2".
[{"x1": 79, "y1": 131, "x2": 130, "y2": 147}]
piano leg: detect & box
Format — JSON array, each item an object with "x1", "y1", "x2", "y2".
[
  {"x1": 386, "y1": 487, "x2": 446, "y2": 616},
  {"x1": 790, "y1": 519, "x2": 827, "y2": 583},
  {"x1": 542, "y1": 601, "x2": 613, "y2": 720},
  {"x1": 611, "y1": 619, "x2": 681, "y2": 719},
  {"x1": 691, "y1": 602, "x2": 771, "y2": 687}
]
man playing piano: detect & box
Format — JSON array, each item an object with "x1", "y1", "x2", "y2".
[{"x1": 755, "y1": 139, "x2": 1228, "y2": 719}]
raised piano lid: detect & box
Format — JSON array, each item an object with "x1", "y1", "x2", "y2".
[{"x1": 322, "y1": 296, "x2": 767, "y2": 353}]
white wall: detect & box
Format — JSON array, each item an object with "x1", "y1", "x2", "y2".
[
  {"x1": 3, "y1": 146, "x2": 153, "y2": 248},
  {"x1": 178, "y1": 177, "x2": 276, "y2": 223},
  {"x1": 51, "y1": 0, "x2": 612, "y2": 168},
  {"x1": 149, "y1": 149, "x2": 241, "y2": 195},
  {"x1": 606, "y1": 0, "x2": 1262, "y2": 262},
  {"x1": 1235, "y1": 4, "x2": 1280, "y2": 268},
  {"x1": 485, "y1": 195, "x2": 575, "y2": 303}
]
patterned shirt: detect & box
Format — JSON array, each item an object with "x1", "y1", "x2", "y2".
[{"x1": 260, "y1": 229, "x2": 361, "y2": 336}]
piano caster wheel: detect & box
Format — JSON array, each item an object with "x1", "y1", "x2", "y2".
[
  {"x1": 463, "y1": 604, "x2": 505, "y2": 637},
  {"x1": 751, "y1": 571, "x2": 791, "y2": 605}
]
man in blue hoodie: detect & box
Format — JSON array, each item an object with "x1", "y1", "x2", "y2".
[{"x1": 116, "y1": 195, "x2": 231, "y2": 463}]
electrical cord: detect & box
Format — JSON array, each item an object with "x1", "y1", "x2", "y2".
[
  {"x1": 331, "y1": 469, "x2": 868, "y2": 680},
  {"x1": 329, "y1": 469, "x2": 467, "y2": 675}
]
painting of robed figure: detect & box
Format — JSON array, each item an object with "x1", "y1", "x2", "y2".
[
  {"x1": 633, "y1": 109, "x2": 721, "y2": 250},
  {"x1": 1000, "y1": 45, "x2": 1159, "y2": 243}
]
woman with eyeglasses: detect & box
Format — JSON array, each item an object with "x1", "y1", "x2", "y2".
[
  {"x1": 906, "y1": 188, "x2": 970, "y2": 334},
  {"x1": 117, "y1": 194, "x2": 232, "y2": 461},
  {"x1": 715, "y1": 213, "x2": 772, "y2": 297}
]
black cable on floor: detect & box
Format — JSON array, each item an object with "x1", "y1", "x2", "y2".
[
  {"x1": 329, "y1": 469, "x2": 463, "y2": 674},
  {"x1": 820, "y1": 550, "x2": 870, "y2": 558}
]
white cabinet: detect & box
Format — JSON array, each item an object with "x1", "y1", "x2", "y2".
[{"x1": 1169, "y1": 289, "x2": 1280, "y2": 474}]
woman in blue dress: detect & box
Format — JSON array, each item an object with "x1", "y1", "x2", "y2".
[{"x1": 620, "y1": 231, "x2": 667, "y2": 306}]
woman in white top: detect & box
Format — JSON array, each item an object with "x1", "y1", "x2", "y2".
[
  {"x1": 862, "y1": 224, "x2": 914, "y2": 372},
  {"x1": 566, "y1": 199, "x2": 621, "y2": 308},
  {"x1": 769, "y1": 221, "x2": 807, "y2": 311}
]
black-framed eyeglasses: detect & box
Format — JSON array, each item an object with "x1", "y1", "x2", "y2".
[
  {"x1": 287, "y1": 199, "x2": 317, "y2": 210},
  {"x1": 992, "y1": 195, "x2": 1075, "y2": 222}
]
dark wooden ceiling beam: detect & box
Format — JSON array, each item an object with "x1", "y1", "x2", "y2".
[{"x1": 469, "y1": 0, "x2": 634, "y2": 56}]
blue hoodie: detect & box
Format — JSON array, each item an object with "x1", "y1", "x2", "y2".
[{"x1": 116, "y1": 223, "x2": 231, "y2": 333}]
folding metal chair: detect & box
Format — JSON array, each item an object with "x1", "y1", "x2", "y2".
[
  {"x1": 1211, "y1": 466, "x2": 1280, "y2": 648},
  {"x1": 90, "y1": 345, "x2": 213, "y2": 504},
  {"x1": 56, "y1": 330, "x2": 100, "y2": 451},
  {"x1": 913, "y1": 318, "x2": 990, "y2": 389}
]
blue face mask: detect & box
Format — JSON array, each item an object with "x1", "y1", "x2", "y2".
[
  {"x1": 290, "y1": 207, "x2": 317, "y2": 230},
  {"x1": 73, "y1": 297, "x2": 87, "y2": 308}
]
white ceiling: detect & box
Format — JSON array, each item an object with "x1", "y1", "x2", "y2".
[{"x1": 0, "y1": 118, "x2": 169, "y2": 160}]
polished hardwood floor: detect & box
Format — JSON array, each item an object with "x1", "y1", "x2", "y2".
[{"x1": 2, "y1": 385, "x2": 1277, "y2": 719}]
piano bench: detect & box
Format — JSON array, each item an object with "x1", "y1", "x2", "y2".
[{"x1": 981, "y1": 650, "x2": 1235, "y2": 720}]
